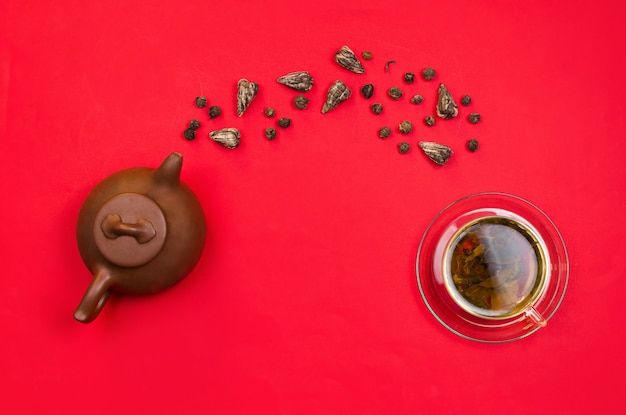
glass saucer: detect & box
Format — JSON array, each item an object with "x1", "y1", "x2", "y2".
[{"x1": 416, "y1": 192, "x2": 569, "y2": 343}]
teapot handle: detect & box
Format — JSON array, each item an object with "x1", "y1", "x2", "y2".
[{"x1": 74, "y1": 266, "x2": 114, "y2": 323}]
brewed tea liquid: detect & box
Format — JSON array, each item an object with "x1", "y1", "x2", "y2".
[{"x1": 444, "y1": 217, "x2": 547, "y2": 318}]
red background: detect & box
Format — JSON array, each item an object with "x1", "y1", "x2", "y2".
[{"x1": 2, "y1": 0, "x2": 625, "y2": 413}]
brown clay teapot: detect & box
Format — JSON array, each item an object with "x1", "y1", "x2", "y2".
[{"x1": 74, "y1": 152, "x2": 206, "y2": 323}]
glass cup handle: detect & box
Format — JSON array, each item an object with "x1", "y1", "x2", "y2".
[{"x1": 523, "y1": 306, "x2": 547, "y2": 330}]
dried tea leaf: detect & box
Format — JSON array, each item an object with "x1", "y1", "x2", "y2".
[
  {"x1": 418, "y1": 141, "x2": 453, "y2": 165},
  {"x1": 398, "y1": 120, "x2": 412, "y2": 134},
  {"x1": 237, "y1": 79, "x2": 259, "y2": 117},
  {"x1": 361, "y1": 84, "x2": 374, "y2": 99},
  {"x1": 209, "y1": 128, "x2": 240, "y2": 149},
  {"x1": 277, "y1": 71, "x2": 314, "y2": 91},
  {"x1": 294, "y1": 95, "x2": 310, "y2": 110},
  {"x1": 321, "y1": 80, "x2": 351, "y2": 114},
  {"x1": 378, "y1": 126, "x2": 391, "y2": 139},
  {"x1": 265, "y1": 127, "x2": 277, "y2": 140},
  {"x1": 467, "y1": 139, "x2": 479, "y2": 152},
  {"x1": 371, "y1": 103, "x2": 383, "y2": 115},
  {"x1": 335, "y1": 45, "x2": 365, "y2": 74},
  {"x1": 468, "y1": 112, "x2": 481, "y2": 124},
  {"x1": 422, "y1": 67, "x2": 436, "y2": 80},
  {"x1": 183, "y1": 128, "x2": 195, "y2": 141},
  {"x1": 436, "y1": 83, "x2": 458, "y2": 119},
  {"x1": 195, "y1": 96, "x2": 207, "y2": 108},
  {"x1": 277, "y1": 117, "x2": 291, "y2": 128},
  {"x1": 388, "y1": 86, "x2": 403, "y2": 100},
  {"x1": 209, "y1": 105, "x2": 222, "y2": 119},
  {"x1": 397, "y1": 142, "x2": 410, "y2": 154},
  {"x1": 410, "y1": 94, "x2": 424, "y2": 105}
]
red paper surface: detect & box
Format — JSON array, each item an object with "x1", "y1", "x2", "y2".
[{"x1": 1, "y1": 0, "x2": 625, "y2": 413}]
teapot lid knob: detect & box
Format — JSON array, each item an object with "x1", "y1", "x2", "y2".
[{"x1": 93, "y1": 193, "x2": 167, "y2": 268}]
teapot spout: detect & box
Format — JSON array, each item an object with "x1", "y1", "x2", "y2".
[
  {"x1": 74, "y1": 265, "x2": 114, "y2": 323},
  {"x1": 154, "y1": 152, "x2": 182, "y2": 186}
]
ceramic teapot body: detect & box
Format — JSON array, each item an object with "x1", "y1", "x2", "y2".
[{"x1": 75, "y1": 152, "x2": 206, "y2": 323}]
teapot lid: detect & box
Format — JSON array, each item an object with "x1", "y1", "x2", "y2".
[{"x1": 93, "y1": 193, "x2": 167, "y2": 268}]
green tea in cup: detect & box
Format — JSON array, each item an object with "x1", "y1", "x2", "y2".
[{"x1": 443, "y1": 216, "x2": 548, "y2": 319}]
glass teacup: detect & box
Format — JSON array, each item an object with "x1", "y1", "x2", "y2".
[{"x1": 417, "y1": 193, "x2": 568, "y2": 342}]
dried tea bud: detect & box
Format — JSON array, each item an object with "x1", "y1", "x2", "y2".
[
  {"x1": 424, "y1": 115, "x2": 436, "y2": 126},
  {"x1": 264, "y1": 107, "x2": 276, "y2": 118},
  {"x1": 468, "y1": 113, "x2": 481, "y2": 123},
  {"x1": 361, "y1": 84, "x2": 374, "y2": 99},
  {"x1": 277, "y1": 117, "x2": 291, "y2": 128},
  {"x1": 265, "y1": 127, "x2": 277, "y2": 140},
  {"x1": 399, "y1": 120, "x2": 412, "y2": 134},
  {"x1": 419, "y1": 141, "x2": 453, "y2": 165},
  {"x1": 385, "y1": 60, "x2": 396, "y2": 72},
  {"x1": 189, "y1": 119, "x2": 201, "y2": 130},
  {"x1": 371, "y1": 103, "x2": 383, "y2": 115},
  {"x1": 209, "y1": 128, "x2": 240, "y2": 149},
  {"x1": 277, "y1": 71, "x2": 314, "y2": 91},
  {"x1": 335, "y1": 45, "x2": 365, "y2": 74},
  {"x1": 461, "y1": 95, "x2": 472, "y2": 106},
  {"x1": 398, "y1": 142, "x2": 410, "y2": 154},
  {"x1": 467, "y1": 139, "x2": 479, "y2": 152},
  {"x1": 378, "y1": 127, "x2": 391, "y2": 139},
  {"x1": 388, "y1": 86, "x2": 403, "y2": 100},
  {"x1": 321, "y1": 80, "x2": 351, "y2": 114},
  {"x1": 195, "y1": 96, "x2": 207, "y2": 108},
  {"x1": 422, "y1": 67, "x2": 436, "y2": 80},
  {"x1": 209, "y1": 105, "x2": 222, "y2": 119},
  {"x1": 403, "y1": 72, "x2": 415, "y2": 84},
  {"x1": 362, "y1": 51, "x2": 373, "y2": 60},
  {"x1": 183, "y1": 128, "x2": 196, "y2": 141},
  {"x1": 294, "y1": 95, "x2": 310, "y2": 110},
  {"x1": 237, "y1": 79, "x2": 259, "y2": 117},
  {"x1": 410, "y1": 95, "x2": 424, "y2": 105},
  {"x1": 436, "y1": 83, "x2": 458, "y2": 119}
]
